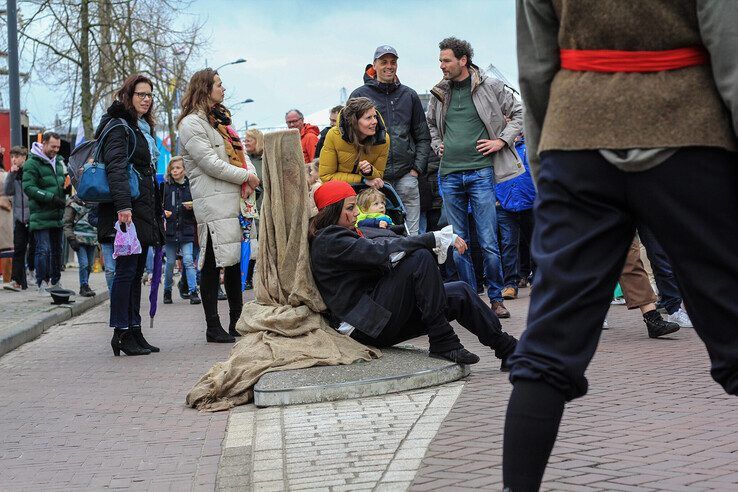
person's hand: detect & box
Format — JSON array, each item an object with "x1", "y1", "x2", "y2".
[
  {"x1": 409, "y1": 169, "x2": 419, "y2": 177},
  {"x1": 118, "y1": 210, "x2": 132, "y2": 224},
  {"x1": 10, "y1": 164, "x2": 19, "y2": 173},
  {"x1": 379, "y1": 221, "x2": 388, "y2": 229},
  {"x1": 246, "y1": 172, "x2": 260, "y2": 190},
  {"x1": 358, "y1": 160, "x2": 372, "y2": 176},
  {"x1": 52, "y1": 196, "x2": 66, "y2": 208},
  {"x1": 476, "y1": 139, "x2": 506, "y2": 156},
  {"x1": 241, "y1": 183, "x2": 254, "y2": 199},
  {"x1": 0, "y1": 146, "x2": 5, "y2": 156},
  {"x1": 182, "y1": 202, "x2": 193, "y2": 210},
  {"x1": 164, "y1": 210, "x2": 172, "y2": 218},
  {"x1": 365, "y1": 177, "x2": 384, "y2": 189},
  {"x1": 453, "y1": 236, "x2": 468, "y2": 255},
  {"x1": 438, "y1": 142, "x2": 444, "y2": 157},
  {"x1": 68, "y1": 238, "x2": 81, "y2": 252}
]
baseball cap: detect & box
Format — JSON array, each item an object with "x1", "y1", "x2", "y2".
[{"x1": 373, "y1": 45, "x2": 399, "y2": 60}]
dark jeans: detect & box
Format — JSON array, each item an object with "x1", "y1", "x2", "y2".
[
  {"x1": 351, "y1": 249, "x2": 516, "y2": 357},
  {"x1": 34, "y1": 227, "x2": 62, "y2": 287},
  {"x1": 638, "y1": 225, "x2": 683, "y2": 314},
  {"x1": 509, "y1": 148, "x2": 738, "y2": 400},
  {"x1": 200, "y1": 233, "x2": 242, "y2": 327},
  {"x1": 497, "y1": 207, "x2": 535, "y2": 288},
  {"x1": 11, "y1": 220, "x2": 35, "y2": 288},
  {"x1": 109, "y1": 246, "x2": 148, "y2": 329}
]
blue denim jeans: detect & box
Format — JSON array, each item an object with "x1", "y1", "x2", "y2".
[
  {"x1": 34, "y1": 227, "x2": 62, "y2": 287},
  {"x1": 109, "y1": 246, "x2": 148, "y2": 329},
  {"x1": 100, "y1": 243, "x2": 116, "y2": 293},
  {"x1": 164, "y1": 241, "x2": 198, "y2": 293},
  {"x1": 440, "y1": 167, "x2": 504, "y2": 302},
  {"x1": 77, "y1": 244, "x2": 96, "y2": 287}
]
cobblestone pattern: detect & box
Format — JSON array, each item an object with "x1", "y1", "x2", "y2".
[
  {"x1": 411, "y1": 290, "x2": 738, "y2": 491},
  {"x1": 218, "y1": 383, "x2": 464, "y2": 491}
]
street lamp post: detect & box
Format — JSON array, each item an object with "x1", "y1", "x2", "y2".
[
  {"x1": 7, "y1": 0, "x2": 22, "y2": 146},
  {"x1": 215, "y1": 58, "x2": 247, "y2": 71}
]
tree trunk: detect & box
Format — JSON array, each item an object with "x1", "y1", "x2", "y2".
[{"x1": 79, "y1": 0, "x2": 94, "y2": 139}]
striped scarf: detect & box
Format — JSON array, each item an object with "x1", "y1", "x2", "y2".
[{"x1": 208, "y1": 104, "x2": 258, "y2": 219}]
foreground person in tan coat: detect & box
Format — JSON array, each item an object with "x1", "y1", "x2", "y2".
[{"x1": 177, "y1": 68, "x2": 260, "y2": 343}]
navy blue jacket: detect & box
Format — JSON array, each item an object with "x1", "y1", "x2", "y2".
[
  {"x1": 495, "y1": 140, "x2": 536, "y2": 212},
  {"x1": 350, "y1": 70, "x2": 431, "y2": 180},
  {"x1": 162, "y1": 177, "x2": 196, "y2": 244}
]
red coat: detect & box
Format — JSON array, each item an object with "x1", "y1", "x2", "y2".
[{"x1": 300, "y1": 123, "x2": 320, "y2": 163}]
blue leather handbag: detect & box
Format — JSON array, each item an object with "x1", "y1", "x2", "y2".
[{"x1": 77, "y1": 118, "x2": 141, "y2": 203}]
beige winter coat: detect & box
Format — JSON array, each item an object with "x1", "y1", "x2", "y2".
[{"x1": 178, "y1": 111, "x2": 255, "y2": 268}]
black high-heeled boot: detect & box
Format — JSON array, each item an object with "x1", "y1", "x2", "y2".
[
  {"x1": 130, "y1": 325, "x2": 159, "y2": 352},
  {"x1": 228, "y1": 313, "x2": 242, "y2": 337},
  {"x1": 206, "y1": 315, "x2": 236, "y2": 343},
  {"x1": 111, "y1": 328, "x2": 150, "y2": 356}
]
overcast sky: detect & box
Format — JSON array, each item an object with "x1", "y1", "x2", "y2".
[{"x1": 22, "y1": 0, "x2": 518, "y2": 132}]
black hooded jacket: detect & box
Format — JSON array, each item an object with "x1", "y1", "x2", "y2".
[
  {"x1": 95, "y1": 101, "x2": 164, "y2": 247},
  {"x1": 350, "y1": 67, "x2": 432, "y2": 181}
]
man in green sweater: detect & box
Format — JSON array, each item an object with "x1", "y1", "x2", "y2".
[
  {"x1": 427, "y1": 37, "x2": 524, "y2": 319},
  {"x1": 22, "y1": 132, "x2": 66, "y2": 293}
]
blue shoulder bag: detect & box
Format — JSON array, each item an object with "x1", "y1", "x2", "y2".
[{"x1": 77, "y1": 118, "x2": 141, "y2": 203}]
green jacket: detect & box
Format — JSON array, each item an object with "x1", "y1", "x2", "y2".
[{"x1": 22, "y1": 153, "x2": 66, "y2": 231}]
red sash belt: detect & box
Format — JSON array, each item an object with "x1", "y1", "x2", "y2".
[{"x1": 560, "y1": 46, "x2": 708, "y2": 73}]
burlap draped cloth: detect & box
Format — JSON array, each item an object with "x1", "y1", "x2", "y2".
[{"x1": 186, "y1": 129, "x2": 381, "y2": 411}]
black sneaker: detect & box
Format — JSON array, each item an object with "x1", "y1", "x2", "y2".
[
  {"x1": 163, "y1": 290, "x2": 173, "y2": 304},
  {"x1": 644, "y1": 310, "x2": 680, "y2": 339},
  {"x1": 189, "y1": 290, "x2": 201, "y2": 305},
  {"x1": 430, "y1": 347, "x2": 480, "y2": 365},
  {"x1": 79, "y1": 284, "x2": 96, "y2": 297},
  {"x1": 217, "y1": 285, "x2": 227, "y2": 301}
]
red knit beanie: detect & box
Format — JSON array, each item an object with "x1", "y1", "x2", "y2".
[{"x1": 313, "y1": 180, "x2": 356, "y2": 211}]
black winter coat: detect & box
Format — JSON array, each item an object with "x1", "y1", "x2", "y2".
[
  {"x1": 350, "y1": 74, "x2": 432, "y2": 181},
  {"x1": 95, "y1": 101, "x2": 164, "y2": 247},
  {"x1": 162, "y1": 177, "x2": 196, "y2": 244},
  {"x1": 310, "y1": 225, "x2": 435, "y2": 338}
]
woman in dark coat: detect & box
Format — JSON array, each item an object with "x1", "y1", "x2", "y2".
[
  {"x1": 97, "y1": 74, "x2": 165, "y2": 356},
  {"x1": 161, "y1": 156, "x2": 199, "y2": 304},
  {"x1": 308, "y1": 180, "x2": 517, "y2": 368}
]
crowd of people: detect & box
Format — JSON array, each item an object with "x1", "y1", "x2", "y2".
[
  {"x1": 1, "y1": 3, "x2": 735, "y2": 489},
  {"x1": 0, "y1": 35, "x2": 696, "y2": 361}
]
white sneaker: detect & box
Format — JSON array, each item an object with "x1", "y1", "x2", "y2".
[
  {"x1": 49, "y1": 281, "x2": 64, "y2": 292},
  {"x1": 611, "y1": 297, "x2": 626, "y2": 305},
  {"x1": 666, "y1": 307, "x2": 693, "y2": 328},
  {"x1": 602, "y1": 318, "x2": 609, "y2": 329},
  {"x1": 38, "y1": 281, "x2": 50, "y2": 296}
]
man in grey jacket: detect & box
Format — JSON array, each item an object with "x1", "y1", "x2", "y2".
[
  {"x1": 2, "y1": 146, "x2": 33, "y2": 291},
  {"x1": 426, "y1": 37, "x2": 524, "y2": 319},
  {"x1": 350, "y1": 45, "x2": 431, "y2": 235}
]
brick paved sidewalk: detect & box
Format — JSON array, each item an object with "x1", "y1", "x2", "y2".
[
  {"x1": 410, "y1": 289, "x2": 738, "y2": 491},
  {"x1": 0, "y1": 291, "x2": 249, "y2": 490},
  {"x1": 1, "y1": 282, "x2": 737, "y2": 491}
]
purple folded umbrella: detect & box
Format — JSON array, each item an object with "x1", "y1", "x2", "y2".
[{"x1": 149, "y1": 246, "x2": 164, "y2": 328}]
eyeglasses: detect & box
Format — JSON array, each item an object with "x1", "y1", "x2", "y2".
[{"x1": 134, "y1": 92, "x2": 155, "y2": 100}]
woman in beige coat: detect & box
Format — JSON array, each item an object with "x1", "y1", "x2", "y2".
[{"x1": 177, "y1": 68, "x2": 260, "y2": 343}]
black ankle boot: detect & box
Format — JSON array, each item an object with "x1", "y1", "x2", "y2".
[
  {"x1": 228, "y1": 314, "x2": 242, "y2": 337},
  {"x1": 430, "y1": 347, "x2": 480, "y2": 365},
  {"x1": 111, "y1": 328, "x2": 150, "y2": 356},
  {"x1": 163, "y1": 290, "x2": 172, "y2": 304},
  {"x1": 130, "y1": 325, "x2": 159, "y2": 352},
  {"x1": 206, "y1": 316, "x2": 235, "y2": 343}
]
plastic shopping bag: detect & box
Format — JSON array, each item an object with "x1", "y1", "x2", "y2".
[{"x1": 113, "y1": 221, "x2": 143, "y2": 259}]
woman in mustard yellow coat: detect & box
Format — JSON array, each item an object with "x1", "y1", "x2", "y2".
[{"x1": 318, "y1": 97, "x2": 390, "y2": 189}]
